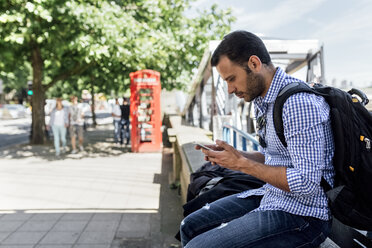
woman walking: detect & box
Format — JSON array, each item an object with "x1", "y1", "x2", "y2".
[{"x1": 47, "y1": 98, "x2": 69, "y2": 156}]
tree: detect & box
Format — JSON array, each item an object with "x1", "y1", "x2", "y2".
[{"x1": 0, "y1": 0, "x2": 235, "y2": 144}]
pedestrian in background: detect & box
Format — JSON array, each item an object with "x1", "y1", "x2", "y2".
[
  {"x1": 69, "y1": 96, "x2": 84, "y2": 154},
  {"x1": 120, "y1": 97, "x2": 130, "y2": 146},
  {"x1": 47, "y1": 98, "x2": 68, "y2": 157},
  {"x1": 112, "y1": 98, "x2": 121, "y2": 144}
]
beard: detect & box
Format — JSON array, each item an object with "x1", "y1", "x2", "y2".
[{"x1": 235, "y1": 70, "x2": 266, "y2": 102}]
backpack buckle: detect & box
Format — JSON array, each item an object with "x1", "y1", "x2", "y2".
[{"x1": 361, "y1": 136, "x2": 371, "y2": 150}]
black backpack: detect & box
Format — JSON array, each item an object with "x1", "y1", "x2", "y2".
[{"x1": 273, "y1": 82, "x2": 372, "y2": 230}]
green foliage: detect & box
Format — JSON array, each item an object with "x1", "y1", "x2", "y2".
[
  {"x1": 1, "y1": 0, "x2": 235, "y2": 143},
  {"x1": 0, "y1": 0, "x2": 234, "y2": 94},
  {"x1": 0, "y1": 63, "x2": 31, "y2": 93}
]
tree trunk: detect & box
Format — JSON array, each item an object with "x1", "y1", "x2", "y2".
[
  {"x1": 91, "y1": 82, "x2": 97, "y2": 127},
  {"x1": 30, "y1": 43, "x2": 46, "y2": 144}
]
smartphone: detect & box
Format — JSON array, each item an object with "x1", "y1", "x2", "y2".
[{"x1": 195, "y1": 143, "x2": 213, "y2": 151}]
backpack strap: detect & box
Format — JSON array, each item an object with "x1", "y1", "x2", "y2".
[
  {"x1": 273, "y1": 82, "x2": 333, "y2": 191},
  {"x1": 273, "y1": 82, "x2": 316, "y2": 147}
]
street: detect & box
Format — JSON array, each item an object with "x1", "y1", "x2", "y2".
[{"x1": 0, "y1": 117, "x2": 31, "y2": 148}]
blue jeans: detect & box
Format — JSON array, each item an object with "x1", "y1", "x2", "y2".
[
  {"x1": 113, "y1": 120, "x2": 121, "y2": 143},
  {"x1": 51, "y1": 125, "x2": 66, "y2": 155},
  {"x1": 120, "y1": 119, "x2": 130, "y2": 144},
  {"x1": 180, "y1": 194, "x2": 331, "y2": 248}
]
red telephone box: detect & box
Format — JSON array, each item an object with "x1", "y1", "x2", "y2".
[{"x1": 129, "y1": 69, "x2": 162, "y2": 152}]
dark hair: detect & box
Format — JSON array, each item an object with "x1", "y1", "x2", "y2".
[{"x1": 211, "y1": 31, "x2": 271, "y2": 67}]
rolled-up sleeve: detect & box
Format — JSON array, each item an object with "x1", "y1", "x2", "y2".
[{"x1": 282, "y1": 93, "x2": 329, "y2": 195}]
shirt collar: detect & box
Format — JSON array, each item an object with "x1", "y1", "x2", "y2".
[{"x1": 254, "y1": 67, "x2": 287, "y2": 106}]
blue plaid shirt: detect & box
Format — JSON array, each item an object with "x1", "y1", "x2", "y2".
[{"x1": 238, "y1": 67, "x2": 335, "y2": 220}]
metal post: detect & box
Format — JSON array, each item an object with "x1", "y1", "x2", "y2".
[
  {"x1": 233, "y1": 130, "x2": 237, "y2": 148},
  {"x1": 242, "y1": 137, "x2": 247, "y2": 151},
  {"x1": 320, "y1": 45, "x2": 325, "y2": 84}
]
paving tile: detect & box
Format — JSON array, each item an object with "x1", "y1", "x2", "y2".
[
  {"x1": 0, "y1": 245, "x2": 34, "y2": 248},
  {"x1": 59, "y1": 214, "x2": 93, "y2": 222},
  {"x1": 84, "y1": 220, "x2": 119, "y2": 232},
  {"x1": 0, "y1": 214, "x2": 33, "y2": 222},
  {"x1": 115, "y1": 238, "x2": 151, "y2": 248},
  {"x1": 35, "y1": 245, "x2": 72, "y2": 248},
  {"x1": 2, "y1": 232, "x2": 46, "y2": 245},
  {"x1": 73, "y1": 245, "x2": 109, "y2": 248},
  {"x1": 76, "y1": 231, "x2": 115, "y2": 244},
  {"x1": 39, "y1": 231, "x2": 80, "y2": 245},
  {"x1": 0, "y1": 232, "x2": 11, "y2": 242},
  {"x1": 30, "y1": 213, "x2": 63, "y2": 221},
  {"x1": 18, "y1": 221, "x2": 56, "y2": 232},
  {"x1": 0, "y1": 222, "x2": 24, "y2": 232},
  {"x1": 116, "y1": 214, "x2": 151, "y2": 238},
  {"x1": 51, "y1": 221, "x2": 88, "y2": 232},
  {"x1": 120, "y1": 213, "x2": 152, "y2": 223},
  {"x1": 90, "y1": 213, "x2": 122, "y2": 221}
]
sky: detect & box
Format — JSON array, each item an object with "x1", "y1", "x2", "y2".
[{"x1": 189, "y1": 0, "x2": 372, "y2": 88}]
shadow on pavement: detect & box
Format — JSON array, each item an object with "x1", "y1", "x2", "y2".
[
  {"x1": 0, "y1": 125, "x2": 132, "y2": 161},
  {"x1": 0, "y1": 123, "x2": 183, "y2": 247},
  {"x1": 0, "y1": 148, "x2": 183, "y2": 247},
  {"x1": 111, "y1": 147, "x2": 183, "y2": 248}
]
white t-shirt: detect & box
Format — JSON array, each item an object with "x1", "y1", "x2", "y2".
[
  {"x1": 69, "y1": 104, "x2": 84, "y2": 126},
  {"x1": 53, "y1": 109, "x2": 65, "y2": 126},
  {"x1": 112, "y1": 104, "x2": 121, "y2": 121}
]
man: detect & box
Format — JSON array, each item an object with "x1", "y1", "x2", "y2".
[
  {"x1": 180, "y1": 31, "x2": 335, "y2": 247},
  {"x1": 120, "y1": 97, "x2": 130, "y2": 146},
  {"x1": 69, "y1": 96, "x2": 84, "y2": 154},
  {"x1": 112, "y1": 98, "x2": 122, "y2": 144}
]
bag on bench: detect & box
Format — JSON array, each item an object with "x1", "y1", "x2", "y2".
[
  {"x1": 175, "y1": 162, "x2": 264, "y2": 241},
  {"x1": 273, "y1": 82, "x2": 372, "y2": 230},
  {"x1": 184, "y1": 162, "x2": 264, "y2": 217}
]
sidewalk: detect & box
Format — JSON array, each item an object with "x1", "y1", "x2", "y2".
[{"x1": 0, "y1": 124, "x2": 183, "y2": 248}]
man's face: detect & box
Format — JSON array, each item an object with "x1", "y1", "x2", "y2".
[{"x1": 216, "y1": 56, "x2": 265, "y2": 102}]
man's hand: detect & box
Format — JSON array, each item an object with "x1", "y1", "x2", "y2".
[
  {"x1": 195, "y1": 142, "x2": 224, "y2": 162},
  {"x1": 200, "y1": 139, "x2": 244, "y2": 170},
  {"x1": 197, "y1": 140, "x2": 290, "y2": 191}
]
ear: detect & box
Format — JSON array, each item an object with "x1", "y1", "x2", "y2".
[{"x1": 248, "y1": 55, "x2": 262, "y2": 72}]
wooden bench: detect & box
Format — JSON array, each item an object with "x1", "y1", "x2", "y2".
[{"x1": 167, "y1": 115, "x2": 212, "y2": 204}]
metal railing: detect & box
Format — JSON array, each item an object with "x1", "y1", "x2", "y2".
[{"x1": 222, "y1": 124, "x2": 259, "y2": 151}]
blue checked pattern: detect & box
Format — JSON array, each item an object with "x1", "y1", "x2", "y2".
[{"x1": 238, "y1": 67, "x2": 335, "y2": 220}]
